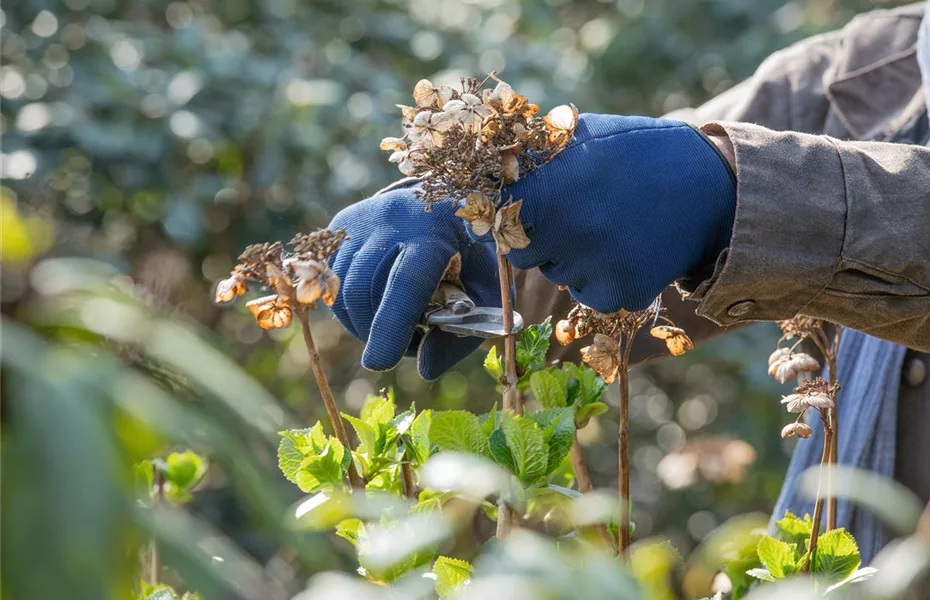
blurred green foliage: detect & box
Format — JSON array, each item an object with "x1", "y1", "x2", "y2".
[{"x1": 0, "y1": 0, "x2": 913, "y2": 598}]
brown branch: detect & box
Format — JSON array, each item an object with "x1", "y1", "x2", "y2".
[
  {"x1": 617, "y1": 335, "x2": 636, "y2": 559},
  {"x1": 296, "y1": 307, "x2": 363, "y2": 489},
  {"x1": 570, "y1": 435, "x2": 616, "y2": 551},
  {"x1": 495, "y1": 254, "x2": 520, "y2": 539},
  {"x1": 401, "y1": 457, "x2": 417, "y2": 500},
  {"x1": 811, "y1": 332, "x2": 840, "y2": 531},
  {"x1": 803, "y1": 424, "x2": 834, "y2": 573}
]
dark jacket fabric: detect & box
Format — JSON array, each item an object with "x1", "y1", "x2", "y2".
[{"x1": 516, "y1": 2, "x2": 930, "y2": 505}]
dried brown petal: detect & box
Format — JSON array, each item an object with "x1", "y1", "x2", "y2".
[
  {"x1": 580, "y1": 333, "x2": 620, "y2": 384},
  {"x1": 290, "y1": 258, "x2": 325, "y2": 281},
  {"x1": 411, "y1": 111, "x2": 452, "y2": 148},
  {"x1": 492, "y1": 198, "x2": 531, "y2": 255},
  {"x1": 413, "y1": 78, "x2": 438, "y2": 107},
  {"x1": 804, "y1": 392, "x2": 834, "y2": 410},
  {"x1": 500, "y1": 150, "x2": 520, "y2": 184},
  {"x1": 321, "y1": 270, "x2": 340, "y2": 307},
  {"x1": 544, "y1": 104, "x2": 578, "y2": 148},
  {"x1": 555, "y1": 319, "x2": 575, "y2": 346},
  {"x1": 246, "y1": 295, "x2": 293, "y2": 330},
  {"x1": 379, "y1": 136, "x2": 407, "y2": 152},
  {"x1": 649, "y1": 325, "x2": 693, "y2": 356},
  {"x1": 483, "y1": 81, "x2": 529, "y2": 116},
  {"x1": 769, "y1": 352, "x2": 821, "y2": 384},
  {"x1": 454, "y1": 192, "x2": 495, "y2": 237},
  {"x1": 780, "y1": 394, "x2": 807, "y2": 414},
  {"x1": 266, "y1": 263, "x2": 293, "y2": 297},
  {"x1": 295, "y1": 278, "x2": 323, "y2": 305},
  {"x1": 768, "y1": 347, "x2": 791, "y2": 367},
  {"x1": 215, "y1": 274, "x2": 247, "y2": 304},
  {"x1": 781, "y1": 422, "x2": 813, "y2": 439}
]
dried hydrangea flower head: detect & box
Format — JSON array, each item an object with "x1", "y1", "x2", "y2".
[
  {"x1": 213, "y1": 229, "x2": 347, "y2": 330},
  {"x1": 380, "y1": 74, "x2": 578, "y2": 256},
  {"x1": 779, "y1": 376, "x2": 840, "y2": 437},
  {"x1": 778, "y1": 315, "x2": 824, "y2": 341}
]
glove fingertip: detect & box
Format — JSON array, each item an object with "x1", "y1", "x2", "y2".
[{"x1": 417, "y1": 330, "x2": 484, "y2": 381}]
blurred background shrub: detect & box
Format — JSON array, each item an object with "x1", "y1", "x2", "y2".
[{"x1": 0, "y1": 0, "x2": 910, "y2": 597}]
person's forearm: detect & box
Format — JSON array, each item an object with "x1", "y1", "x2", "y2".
[{"x1": 684, "y1": 121, "x2": 930, "y2": 351}]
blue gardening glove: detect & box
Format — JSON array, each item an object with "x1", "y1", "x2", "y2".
[
  {"x1": 502, "y1": 113, "x2": 736, "y2": 313},
  {"x1": 328, "y1": 186, "x2": 501, "y2": 380}
]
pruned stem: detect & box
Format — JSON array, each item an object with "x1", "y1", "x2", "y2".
[
  {"x1": 803, "y1": 423, "x2": 834, "y2": 573},
  {"x1": 617, "y1": 337, "x2": 635, "y2": 559},
  {"x1": 811, "y1": 331, "x2": 840, "y2": 531},
  {"x1": 570, "y1": 434, "x2": 616, "y2": 551},
  {"x1": 401, "y1": 455, "x2": 417, "y2": 500},
  {"x1": 296, "y1": 307, "x2": 363, "y2": 488},
  {"x1": 495, "y1": 254, "x2": 519, "y2": 538}
]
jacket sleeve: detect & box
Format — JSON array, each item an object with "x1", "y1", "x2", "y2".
[{"x1": 684, "y1": 122, "x2": 930, "y2": 352}]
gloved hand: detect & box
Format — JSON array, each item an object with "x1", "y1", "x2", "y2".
[
  {"x1": 502, "y1": 113, "x2": 737, "y2": 313},
  {"x1": 328, "y1": 186, "x2": 500, "y2": 380}
]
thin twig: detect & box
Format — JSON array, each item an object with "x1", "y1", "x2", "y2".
[
  {"x1": 401, "y1": 456, "x2": 417, "y2": 501},
  {"x1": 296, "y1": 307, "x2": 363, "y2": 488},
  {"x1": 810, "y1": 332, "x2": 840, "y2": 531},
  {"x1": 617, "y1": 336, "x2": 636, "y2": 559},
  {"x1": 570, "y1": 435, "x2": 616, "y2": 551},
  {"x1": 803, "y1": 424, "x2": 833, "y2": 573},
  {"x1": 495, "y1": 254, "x2": 519, "y2": 538}
]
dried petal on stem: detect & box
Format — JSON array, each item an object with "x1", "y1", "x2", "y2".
[
  {"x1": 455, "y1": 192, "x2": 495, "y2": 237},
  {"x1": 246, "y1": 295, "x2": 293, "y2": 330},
  {"x1": 544, "y1": 104, "x2": 579, "y2": 149},
  {"x1": 555, "y1": 319, "x2": 575, "y2": 346},
  {"x1": 768, "y1": 352, "x2": 821, "y2": 384},
  {"x1": 580, "y1": 334, "x2": 621, "y2": 384},
  {"x1": 492, "y1": 199, "x2": 531, "y2": 255},
  {"x1": 215, "y1": 273, "x2": 248, "y2": 304},
  {"x1": 649, "y1": 325, "x2": 693, "y2": 356},
  {"x1": 781, "y1": 422, "x2": 814, "y2": 439}
]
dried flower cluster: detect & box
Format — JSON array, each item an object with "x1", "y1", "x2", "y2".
[
  {"x1": 214, "y1": 229, "x2": 346, "y2": 330},
  {"x1": 767, "y1": 347, "x2": 821, "y2": 384},
  {"x1": 381, "y1": 74, "x2": 578, "y2": 255},
  {"x1": 779, "y1": 377, "x2": 839, "y2": 438},
  {"x1": 554, "y1": 302, "x2": 693, "y2": 383}
]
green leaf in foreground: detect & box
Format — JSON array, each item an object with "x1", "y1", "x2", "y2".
[
  {"x1": 529, "y1": 407, "x2": 575, "y2": 475},
  {"x1": 774, "y1": 511, "x2": 813, "y2": 546},
  {"x1": 745, "y1": 568, "x2": 775, "y2": 582},
  {"x1": 757, "y1": 535, "x2": 801, "y2": 579},
  {"x1": 429, "y1": 411, "x2": 488, "y2": 456},
  {"x1": 516, "y1": 317, "x2": 552, "y2": 374},
  {"x1": 812, "y1": 528, "x2": 861, "y2": 584},
  {"x1": 162, "y1": 451, "x2": 208, "y2": 503},
  {"x1": 483, "y1": 346, "x2": 505, "y2": 383},
  {"x1": 530, "y1": 369, "x2": 566, "y2": 408},
  {"x1": 432, "y1": 556, "x2": 473, "y2": 598},
  {"x1": 491, "y1": 414, "x2": 548, "y2": 484}
]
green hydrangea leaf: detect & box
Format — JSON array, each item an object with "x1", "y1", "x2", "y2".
[
  {"x1": 757, "y1": 535, "x2": 801, "y2": 579},
  {"x1": 401, "y1": 409, "x2": 432, "y2": 466},
  {"x1": 342, "y1": 413, "x2": 377, "y2": 457},
  {"x1": 361, "y1": 393, "x2": 395, "y2": 427},
  {"x1": 812, "y1": 528, "x2": 861, "y2": 584},
  {"x1": 336, "y1": 518, "x2": 365, "y2": 547},
  {"x1": 574, "y1": 401, "x2": 609, "y2": 427},
  {"x1": 529, "y1": 370, "x2": 567, "y2": 408},
  {"x1": 745, "y1": 568, "x2": 775, "y2": 582},
  {"x1": 529, "y1": 407, "x2": 575, "y2": 474},
  {"x1": 429, "y1": 411, "x2": 488, "y2": 456},
  {"x1": 432, "y1": 556, "x2": 473, "y2": 598},
  {"x1": 277, "y1": 424, "x2": 327, "y2": 484},
  {"x1": 293, "y1": 438, "x2": 349, "y2": 493},
  {"x1": 162, "y1": 451, "x2": 208, "y2": 503},
  {"x1": 515, "y1": 317, "x2": 552, "y2": 375},
  {"x1": 479, "y1": 405, "x2": 500, "y2": 439},
  {"x1": 496, "y1": 414, "x2": 548, "y2": 484},
  {"x1": 488, "y1": 428, "x2": 516, "y2": 474},
  {"x1": 774, "y1": 511, "x2": 813, "y2": 546},
  {"x1": 483, "y1": 346, "x2": 505, "y2": 383}
]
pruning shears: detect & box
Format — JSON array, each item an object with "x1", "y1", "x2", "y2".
[{"x1": 422, "y1": 282, "x2": 524, "y2": 339}]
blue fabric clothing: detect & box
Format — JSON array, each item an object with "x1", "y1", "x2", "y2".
[
  {"x1": 327, "y1": 188, "x2": 501, "y2": 380},
  {"x1": 501, "y1": 114, "x2": 737, "y2": 314}
]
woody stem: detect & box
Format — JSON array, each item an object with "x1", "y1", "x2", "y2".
[
  {"x1": 803, "y1": 421, "x2": 833, "y2": 573},
  {"x1": 149, "y1": 467, "x2": 165, "y2": 585},
  {"x1": 496, "y1": 253, "x2": 520, "y2": 538},
  {"x1": 811, "y1": 333, "x2": 839, "y2": 531},
  {"x1": 571, "y1": 434, "x2": 616, "y2": 551},
  {"x1": 618, "y1": 335, "x2": 635, "y2": 559},
  {"x1": 296, "y1": 307, "x2": 363, "y2": 488}
]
